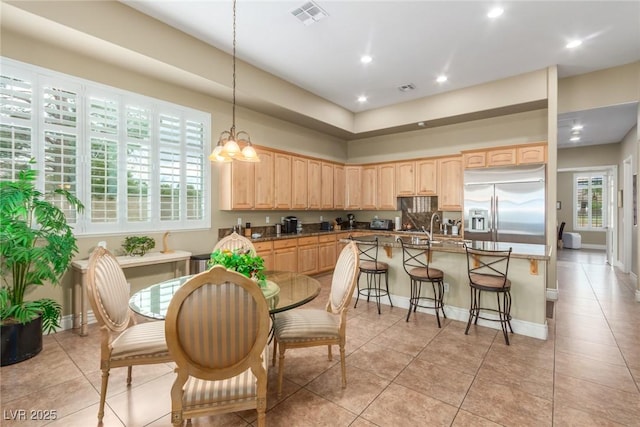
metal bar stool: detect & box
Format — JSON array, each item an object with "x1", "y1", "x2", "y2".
[
  {"x1": 464, "y1": 245, "x2": 513, "y2": 345},
  {"x1": 351, "y1": 236, "x2": 392, "y2": 314},
  {"x1": 397, "y1": 237, "x2": 446, "y2": 327}
]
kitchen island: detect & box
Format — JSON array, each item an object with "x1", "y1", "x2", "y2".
[{"x1": 345, "y1": 234, "x2": 552, "y2": 340}]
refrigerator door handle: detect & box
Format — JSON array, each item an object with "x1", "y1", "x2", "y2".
[
  {"x1": 490, "y1": 195, "x2": 495, "y2": 241},
  {"x1": 495, "y1": 195, "x2": 499, "y2": 242}
]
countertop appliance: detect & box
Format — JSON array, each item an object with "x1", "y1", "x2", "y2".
[
  {"x1": 464, "y1": 165, "x2": 546, "y2": 244},
  {"x1": 347, "y1": 213, "x2": 356, "y2": 229},
  {"x1": 283, "y1": 216, "x2": 298, "y2": 234},
  {"x1": 369, "y1": 218, "x2": 394, "y2": 231}
]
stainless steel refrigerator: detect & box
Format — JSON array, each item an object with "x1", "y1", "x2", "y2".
[{"x1": 464, "y1": 165, "x2": 546, "y2": 244}]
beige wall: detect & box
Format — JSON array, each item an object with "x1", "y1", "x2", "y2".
[{"x1": 619, "y1": 124, "x2": 639, "y2": 274}]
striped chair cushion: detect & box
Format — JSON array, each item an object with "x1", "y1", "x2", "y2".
[
  {"x1": 469, "y1": 273, "x2": 511, "y2": 289},
  {"x1": 274, "y1": 309, "x2": 339, "y2": 342},
  {"x1": 111, "y1": 320, "x2": 168, "y2": 359},
  {"x1": 94, "y1": 253, "x2": 130, "y2": 328},
  {"x1": 182, "y1": 346, "x2": 268, "y2": 411},
  {"x1": 409, "y1": 266, "x2": 444, "y2": 280},
  {"x1": 329, "y1": 244, "x2": 358, "y2": 312},
  {"x1": 360, "y1": 260, "x2": 389, "y2": 272}
]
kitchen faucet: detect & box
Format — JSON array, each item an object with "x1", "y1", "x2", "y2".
[{"x1": 423, "y1": 213, "x2": 440, "y2": 241}]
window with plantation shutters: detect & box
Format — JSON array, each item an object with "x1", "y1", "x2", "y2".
[
  {"x1": 0, "y1": 58, "x2": 211, "y2": 235},
  {"x1": 574, "y1": 172, "x2": 606, "y2": 231}
]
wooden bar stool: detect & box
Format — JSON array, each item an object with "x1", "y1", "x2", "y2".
[
  {"x1": 397, "y1": 237, "x2": 446, "y2": 327},
  {"x1": 351, "y1": 236, "x2": 392, "y2": 314},
  {"x1": 464, "y1": 245, "x2": 513, "y2": 344}
]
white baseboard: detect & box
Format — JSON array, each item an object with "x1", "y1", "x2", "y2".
[
  {"x1": 636, "y1": 289, "x2": 640, "y2": 303},
  {"x1": 580, "y1": 243, "x2": 606, "y2": 250},
  {"x1": 379, "y1": 295, "x2": 548, "y2": 341},
  {"x1": 56, "y1": 312, "x2": 96, "y2": 333}
]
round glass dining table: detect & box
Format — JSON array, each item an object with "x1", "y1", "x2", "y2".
[{"x1": 129, "y1": 270, "x2": 322, "y2": 320}]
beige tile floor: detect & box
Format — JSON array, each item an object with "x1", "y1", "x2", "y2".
[{"x1": 2, "y1": 249, "x2": 639, "y2": 426}]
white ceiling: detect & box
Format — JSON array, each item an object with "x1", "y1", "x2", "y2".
[{"x1": 122, "y1": 0, "x2": 639, "y2": 147}]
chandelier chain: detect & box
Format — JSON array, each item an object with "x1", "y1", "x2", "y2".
[{"x1": 231, "y1": 0, "x2": 237, "y2": 134}]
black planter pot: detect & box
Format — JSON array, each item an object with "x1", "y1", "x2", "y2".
[{"x1": 1, "y1": 316, "x2": 43, "y2": 366}]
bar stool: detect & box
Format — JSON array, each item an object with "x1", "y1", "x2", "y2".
[
  {"x1": 351, "y1": 236, "x2": 392, "y2": 314},
  {"x1": 464, "y1": 245, "x2": 513, "y2": 345},
  {"x1": 397, "y1": 237, "x2": 446, "y2": 327}
]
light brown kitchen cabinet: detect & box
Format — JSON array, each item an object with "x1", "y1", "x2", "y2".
[
  {"x1": 345, "y1": 166, "x2": 362, "y2": 210},
  {"x1": 297, "y1": 236, "x2": 319, "y2": 275},
  {"x1": 318, "y1": 234, "x2": 336, "y2": 272},
  {"x1": 437, "y1": 156, "x2": 463, "y2": 211},
  {"x1": 416, "y1": 159, "x2": 437, "y2": 195},
  {"x1": 219, "y1": 160, "x2": 254, "y2": 210},
  {"x1": 291, "y1": 157, "x2": 308, "y2": 209},
  {"x1": 254, "y1": 241, "x2": 274, "y2": 271},
  {"x1": 321, "y1": 162, "x2": 334, "y2": 209},
  {"x1": 333, "y1": 164, "x2": 345, "y2": 209},
  {"x1": 462, "y1": 151, "x2": 486, "y2": 169},
  {"x1": 487, "y1": 148, "x2": 517, "y2": 167},
  {"x1": 361, "y1": 165, "x2": 377, "y2": 210},
  {"x1": 395, "y1": 161, "x2": 415, "y2": 196},
  {"x1": 273, "y1": 238, "x2": 297, "y2": 272},
  {"x1": 334, "y1": 232, "x2": 351, "y2": 262},
  {"x1": 274, "y1": 153, "x2": 292, "y2": 209},
  {"x1": 254, "y1": 150, "x2": 274, "y2": 209},
  {"x1": 517, "y1": 144, "x2": 547, "y2": 164},
  {"x1": 307, "y1": 159, "x2": 322, "y2": 210},
  {"x1": 377, "y1": 164, "x2": 397, "y2": 210}
]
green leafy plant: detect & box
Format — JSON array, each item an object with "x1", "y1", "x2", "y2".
[
  {"x1": 0, "y1": 162, "x2": 84, "y2": 333},
  {"x1": 122, "y1": 236, "x2": 155, "y2": 256},
  {"x1": 209, "y1": 248, "x2": 266, "y2": 286}
]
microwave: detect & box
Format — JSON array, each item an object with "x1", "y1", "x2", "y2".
[{"x1": 369, "y1": 218, "x2": 394, "y2": 230}]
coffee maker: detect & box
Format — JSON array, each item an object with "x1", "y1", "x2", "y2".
[
  {"x1": 282, "y1": 216, "x2": 298, "y2": 234},
  {"x1": 347, "y1": 213, "x2": 356, "y2": 229}
]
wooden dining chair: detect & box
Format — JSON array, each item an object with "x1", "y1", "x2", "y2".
[
  {"x1": 213, "y1": 231, "x2": 257, "y2": 254},
  {"x1": 271, "y1": 241, "x2": 359, "y2": 398},
  {"x1": 86, "y1": 246, "x2": 172, "y2": 422},
  {"x1": 165, "y1": 265, "x2": 270, "y2": 426}
]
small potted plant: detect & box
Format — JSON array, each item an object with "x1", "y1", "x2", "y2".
[
  {"x1": 0, "y1": 161, "x2": 84, "y2": 365},
  {"x1": 122, "y1": 236, "x2": 155, "y2": 256},
  {"x1": 208, "y1": 248, "x2": 266, "y2": 286}
]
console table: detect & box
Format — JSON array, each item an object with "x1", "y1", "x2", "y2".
[{"x1": 71, "y1": 250, "x2": 192, "y2": 336}]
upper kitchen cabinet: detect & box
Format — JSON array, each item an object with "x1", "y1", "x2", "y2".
[
  {"x1": 517, "y1": 143, "x2": 547, "y2": 164},
  {"x1": 416, "y1": 159, "x2": 437, "y2": 195},
  {"x1": 361, "y1": 165, "x2": 377, "y2": 210},
  {"x1": 437, "y1": 156, "x2": 462, "y2": 211},
  {"x1": 254, "y1": 149, "x2": 274, "y2": 209},
  {"x1": 307, "y1": 159, "x2": 322, "y2": 210},
  {"x1": 395, "y1": 161, "x2": 415, "y2": 196},
  {"x1": 487, "y1": 147, "x2": 517, "y2": 167},
  {"x1": 274, "y1": 152, "x2": 292, "y2": 209},
  {"x1": 345, "y1": 165, "x2": 362, "y2": 210},
  {"x1": 291, "y1": 157, "x2": 308, "y2": 209},
  {"x1": 377, "y1": 164, "x2": 397, "y2": 210},
  {"x1": 321, "y1": 162, "x2": 334, "y2": 209},
  {"x1": 219, "y1": 160, "x2": 255, "y2": 210},
  {"x1": 334, "y1": 164, "x2": 346, "y2": 209}
]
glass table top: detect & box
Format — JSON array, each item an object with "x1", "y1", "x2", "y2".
[{"x1": 129, "y1": 270, "x2": 322, "y2": 320}]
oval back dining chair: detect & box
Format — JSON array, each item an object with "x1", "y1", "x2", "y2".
[
  {"x1": 213, "y1": 231, "x2": 256, "y2": 254},
  {"x1": 86, "y1": 246, "x2": 171, "y2": 422},
  {"x1": 271, "y1": 241, "x2": 359, "y2": 398},
  {"x1": 164, "y1": 265, "x2": 270, "y2": 426}
]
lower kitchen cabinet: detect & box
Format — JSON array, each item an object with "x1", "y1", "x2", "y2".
[
  {"x1": 273, "y1": 239, "x2": 297, "y2": 272},
  {"x1": 318, "y1": 234, "x2": 336, "y2": 272},
  {"x1": 297, "y1": 236, "x2": 319, "y2": 275},
  {"x1": 254, "y1": 241, "x2": 274, "y2": 271}
]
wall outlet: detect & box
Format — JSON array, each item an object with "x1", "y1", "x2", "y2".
[
  {"x1": 320, "y1": 215, "x2": 323, "y2": 221},
  {"x1": 237, "y1": 217, "x2": 242, "y2": 225},
  {"x1": 266, "y1": 216, "x2": 270, "y2": 224},
  {"x1": 444, "y1": 282, "x2": 450, "y2": 292}
]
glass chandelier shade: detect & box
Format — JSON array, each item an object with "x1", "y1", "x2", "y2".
[{"x1": 210, "y1": 0, "x2": 259, "y2": 163}]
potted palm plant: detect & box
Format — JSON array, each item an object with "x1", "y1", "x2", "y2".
[{"x1": 0, "y1": 162, "x2": 84, "y2": 365}]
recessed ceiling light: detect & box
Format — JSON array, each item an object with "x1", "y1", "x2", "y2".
[
  {"x1": 357, "y1": 95, "x2": 367, "y2": 103},
  {"x1": 566, "y1": 39, "x2": 583, "y2": 49},
  {"x1": 360, "y1": 55, "x2": 373, "y2": 64},
  {"x1": 436, "y1": 75, "x2": 448, "y2": 83},
  {"x1": 417, "y1": 122, "x2": 426, "y2": 127},
  {"x1": 570, "y1": 136, "x2": 580, "y2": 142},
  {"x1": 571, "y1": 124, "x2": 583, "y2": 131},
  {"x1": 487, "y1": 7, "x2": 504, "y2": 18}
]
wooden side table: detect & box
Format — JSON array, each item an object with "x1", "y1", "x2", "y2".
[{"x1": 71, "y1": 250, "x2": 192, "y2": 336}]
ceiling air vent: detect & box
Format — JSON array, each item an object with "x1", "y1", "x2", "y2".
[
  {"x1": 398, "y1": 83, "x2": 416, "y2": 92},
  {"x1": 291, "y1": 1, "x2": 329, "y2": 26}
]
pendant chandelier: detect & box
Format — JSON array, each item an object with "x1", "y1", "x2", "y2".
[{"x1": 209, "y1": 0, "x2": 259, "y2": 163}]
